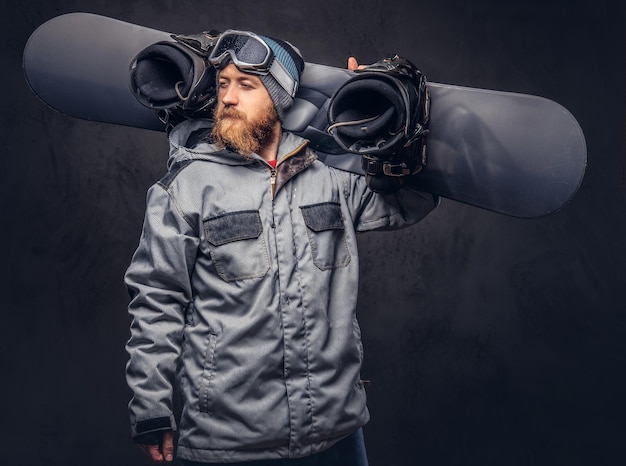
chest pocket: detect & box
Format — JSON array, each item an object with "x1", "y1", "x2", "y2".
[
  {"x1": 203, "y1": 210, "x2": 270, "y2": 282},
  {"x1": 300, "y1": 202, "x2": 351, "y2": 270}
]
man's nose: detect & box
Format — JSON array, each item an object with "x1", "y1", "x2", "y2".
[{"x1": 221, "y1": 85, "x2": 238, "y2": 105}]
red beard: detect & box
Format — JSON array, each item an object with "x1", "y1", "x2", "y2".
[{"x1": 211, "y1": 103, "x2": 278, "y2": 156}]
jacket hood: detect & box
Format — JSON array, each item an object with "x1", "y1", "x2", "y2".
[{"x1": 167, "y1": 119, "x2": 309, "y2": 168}]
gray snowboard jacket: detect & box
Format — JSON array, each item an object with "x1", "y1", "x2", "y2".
[{"x1": 125, "y1": 119, "x2": 437, "y2": 463}]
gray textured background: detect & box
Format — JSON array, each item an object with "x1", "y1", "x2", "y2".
[{"x1": 1, "y1": 0, "x2": 624, "y2": 465}]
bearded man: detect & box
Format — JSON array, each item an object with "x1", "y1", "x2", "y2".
[{"x1": 124, "y1": 30, "x2": 437, "y2": 466}]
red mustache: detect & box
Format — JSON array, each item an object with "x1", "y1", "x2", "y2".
[{"x1": 217, "y1": 106, "x2": 246, "y2": 121}]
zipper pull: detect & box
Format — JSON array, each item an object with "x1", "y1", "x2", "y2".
[{"x1": 270, "y1": 168, "x2": 277, "y2": 198}]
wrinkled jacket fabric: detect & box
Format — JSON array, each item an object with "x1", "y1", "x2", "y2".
[{"x1": 125, "y1": 119, "x2": 437, "y2": 463}]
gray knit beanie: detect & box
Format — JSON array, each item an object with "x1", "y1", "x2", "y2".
[{"x1": 257, "y1": 35, "x2": 304, "y2": 120}]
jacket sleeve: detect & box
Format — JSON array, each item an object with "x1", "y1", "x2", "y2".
[
  {"x1": 124, "y1": 183, "x2": 200, "y2": 439},
  {"x1": 339, "y1": 170, "x2": 439, "y2": 232}
]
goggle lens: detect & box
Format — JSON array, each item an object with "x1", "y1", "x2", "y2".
[{"x1": 209, "y1": 30, "x2": 272, "y2": 71}]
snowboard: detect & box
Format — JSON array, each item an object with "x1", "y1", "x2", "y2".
[{"x1": 23, "y1": 12, "x2": 587, "y2": 218}]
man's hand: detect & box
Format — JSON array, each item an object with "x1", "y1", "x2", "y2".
[
  {"x1": 137, "y1": 430, "x2": 174, "y2": 462},
  {"x1": 347, "y1": 56, "x2": 368, "y2": 71}
]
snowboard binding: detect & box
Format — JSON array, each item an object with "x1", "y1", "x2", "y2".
[
  {"x1": 327, "y1": 54, "x2": 430, "y2": 193},
  {"x1": 129, "y1": 30, "x2": 221, "y2": 131}
]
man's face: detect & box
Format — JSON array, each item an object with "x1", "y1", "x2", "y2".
[{"x1": 211, "y1": 64, "x2": 279, "y2": 156}]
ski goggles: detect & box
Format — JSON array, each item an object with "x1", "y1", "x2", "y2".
[{"x1": 208, "y1": 29, "x2": 299, "y2": 97}]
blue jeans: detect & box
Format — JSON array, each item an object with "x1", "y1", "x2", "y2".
[{"x1": 182, "y1": 428, "x2": 369, "y2": 466}]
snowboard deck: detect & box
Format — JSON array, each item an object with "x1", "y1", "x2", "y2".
[{"x1": 23, "y1": 12, "x2": 587, "y2": 218}]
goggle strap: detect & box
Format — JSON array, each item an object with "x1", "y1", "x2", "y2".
[{"x1": 269, "y1": 58, "x2": 298, "y2": 97}]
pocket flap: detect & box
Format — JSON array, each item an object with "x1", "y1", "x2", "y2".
[
  {"x1": 301, "y1": 202, "x2": 345, "y2": 232},
  {"x1": 203, "y1": 210, "x2": 263, "y2": 246}
]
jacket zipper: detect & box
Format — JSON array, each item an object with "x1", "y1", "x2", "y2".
[{"x1": 270, "y1": 167, "x2": 277, "y2": 198}]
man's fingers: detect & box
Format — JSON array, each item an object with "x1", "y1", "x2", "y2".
[
  {"x1": 347, "y1": 56, "x2": 359, "y2": 71},
  {"x1": 162, "y1": 431, "x2": 175, "y2": 462},
  {"x1": 347, "y1": 56, "x2": 368, "y2": 71},
  {"x1": 137, "y1": 431, "x2": 174, "y2": 462},
  {"x1": 139, "y1": 443, "x2": 165, "y2": 462}
]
